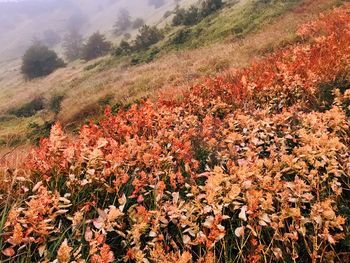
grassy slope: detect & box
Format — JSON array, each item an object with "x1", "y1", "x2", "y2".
[{"x1": 0, "y1": 0, "x2": 346, "y2": 152}]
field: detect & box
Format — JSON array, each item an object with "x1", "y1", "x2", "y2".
[{"x1": 0, "y1": 1, "x2": 350, "y2": 262}]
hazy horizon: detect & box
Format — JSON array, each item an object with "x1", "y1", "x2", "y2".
[{"x1": 0, "y1": 0, "x2": 180, "y2": 63}]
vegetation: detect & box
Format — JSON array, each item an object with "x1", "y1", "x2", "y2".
[
  {"x1": 132, "y1": 18, "x2": 145, "y2": 29},
  {"x1": 169, "y1": 0, "x2": 302, "y2": 49},
  {"x1": 172, "y1": 0, "x2": 223, "y2": 26},
  {"x1": 148, "y1": 0, "x2": 165, "y2": 9},
  {"x1": 21, "y1": 43, "x2": 65, "y2": 79},
  {"x1": 1, "y1": 4, "x2": 350, "y2": 262},
  {"x1": 113, "y1": 25, "x2": 163, "y2": 63},
  {"x1": 82, "y1": 32, "x2": 112, "y2": 61},
  {"x1": 133, "y1": 25, "x2": 164, "y2": 51},
  {"x1": 8, "y1": 97, "x2": 45, "y2": 117},
  {"x1": 113, "y1": 8, "x2": 132, "y2": 36},
  {"x1": 62, "y1": 28, "x2": 83, "y2": 62},
  {"x1": 49, "y1": 94, "x2": 65, "y2": 115}
]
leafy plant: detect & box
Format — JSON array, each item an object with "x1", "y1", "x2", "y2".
[
  {"x1": 82, "y1": 32, "x2": 112, "y2": 61},
  {"x1": 49, "y1": 94, "x2": 64, "y2": 115},
  {"x1": 8, "y1": 97, "x2": 45, "y2": 117},
  {"x1": 21, "y1": 43, "x2": 65, "y2": 79}
]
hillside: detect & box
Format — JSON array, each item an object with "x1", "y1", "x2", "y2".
[
  {"x1": 0, "y1": 2, "x2": 350, "y2": 262},
  {"x1": 0, "y1": 0, "x2": 345, "y2": 154}
]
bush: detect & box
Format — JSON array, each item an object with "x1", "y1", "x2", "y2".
[
  {"x1": 21, "y1": 43, "x2": 65, "y2": 79},
  {"x1": 82, "y1": 32, "x2": 112, "y2": 61},
  {"x1": 183, "y1": 6, "x2": 201, "y2": 26},
  {"x1": 171, "y1": 28, "x2": 190, "y2": 45},
  {"x1": 133, "y1": 25, "x2": 163, "y2": 51},
  {"x1": 114, "y1": 40, "x2": 132, "y2": 56},
  {"x1": 132, "y1": 18, "x2": 145, "y2": 29},
  {"x1": 172, "y1": 8, "x2": 187, "y2": 26},
  {"x1": 201, "y1": 0, "x2": 223, "y2": 17},
  {"x1": 49, "y1": 94, "x2": 64, "y2": 115},
  {"x1": 172, "y1": 0, "x2": 223, "y2": 26},
  {"x1": 8, "y1": 97, "x2": 45, "y2": 117},
  {"x1": 130, "y1": 47, "x2": 160, "y2": 65}
]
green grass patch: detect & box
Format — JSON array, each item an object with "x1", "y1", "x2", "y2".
[{"x1": 163, "y1": 0, "x2": 301, "y2": 50}]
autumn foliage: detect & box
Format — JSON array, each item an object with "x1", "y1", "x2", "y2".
[{"x1": 1, "y1": 4, "x2": 350, "y2": 263}]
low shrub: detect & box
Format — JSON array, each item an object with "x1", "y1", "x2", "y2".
[
  {"x1": 49, "y1": 94, "x2": 64, "y2": 115},
  {"x1": 8, "y1": 97, "x2": 45, "y2": 117},
  {"x1": 82, "y1": 32, "x2": 112, "y2": 61},
  {"x1": 21, "y1": 43, "x2": 65, "y2": 79}
]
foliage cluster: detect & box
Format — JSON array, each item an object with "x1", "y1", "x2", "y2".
[
  {"x1": 1, "y1": 4, "x2": 350, "y2": 262},
  {"x1": 114, "y1": 25, "x2": 163, "y2": 63},
  {"x1": 172, "y1": 0, "x2": 223, "y2": 26},
  {"x1": 8, "y1": 97, "x2": 45, "y2": 118},
  {"x1": 114, "y1": 9, "x2": 145, "y2": 36},
  {"x1": 81, "y1": 32, "x2": 112, "y2": 61},
  {"x1": 21, "y1": 43, "x2": 65, "y2": 79},
  {"x1": 148, "y1": 0, "x2": 165, "y2": 9}
]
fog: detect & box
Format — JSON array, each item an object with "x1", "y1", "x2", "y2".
[{"x1": 0, "y1": 0, "x2": 178, "y2": 62}]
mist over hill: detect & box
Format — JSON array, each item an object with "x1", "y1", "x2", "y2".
[{"x1": 0, "y1": 0, "x2": 182, "y2": 62}]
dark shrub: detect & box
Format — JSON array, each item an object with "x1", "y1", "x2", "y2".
[
  {"x1": 9, "y1": 97, "x2": 45, "y2": 117},
  {"x1": 173, "y1": 0, "x2": 223, "y2": 26},
  {"x1": 49, "y1": 94, "x2": 64, "y2": 115},
  {"x1": 182, "y1": 6, "x2": 200, "y2": 25},
  {"x1": 132, "y1": 18, "x2": 145, "y2": 29},
  {"x1": 171, "y1": 28, "x2": 190, "y2": 45},
  {"x1": 201, "y1": 0, "x2": 223, "y2": 17},
  {"x1": 21, "y1": 43, "x2": 65, "y2": 79},
  {"x1": 148, "y1": 0, "x2": 165, "y2": 8},
  {"x1": 172, "y1": 8, "x2": 187, "y2": 26},
  {"x1": 114, "y1": 40, "x2": 132, "y2": 56},
  {"x1": 133, "y1": 25, "x2": 163, "y2": 51},
  {"x1": 82, "y1": 32, "x2": 112, "y2": 61}
]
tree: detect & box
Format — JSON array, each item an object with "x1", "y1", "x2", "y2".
[
  {"x1": 148, "y1": 0, "x2": 165, "y2": 8},
  {"x1": 21, "y1": 43, "x2": 65, "y2": 79},
  {"x1": 132, "y1": 18, "x2": 145, "y2": 29},
  {"x1": 113, "y1": 8, "x2": 131, "y2": 35},
  {"x1": 201, "y1": 0, "x2": 223, "y2": 17},
  {"x1": 172, "y1": 6, "x2": 200, "y2": 26},
  {"x1": 114, "y1": 40, "x2": 132, "y2": 56},
  {"x1": 133, "y1": 25, "x2": 163, "y2": 51},
  {"x1": 62, "y1": 28, "x2": 83, "y2": 61},
  {"x1": 183, "y1": 6, "x2": 200, "y2": 25},
  {"x1": 82, "y1": 32, "x2": 112, "y2": 61},
  {"x1": 172, "y1": 8, "x2": 186, "y2": 26}
]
